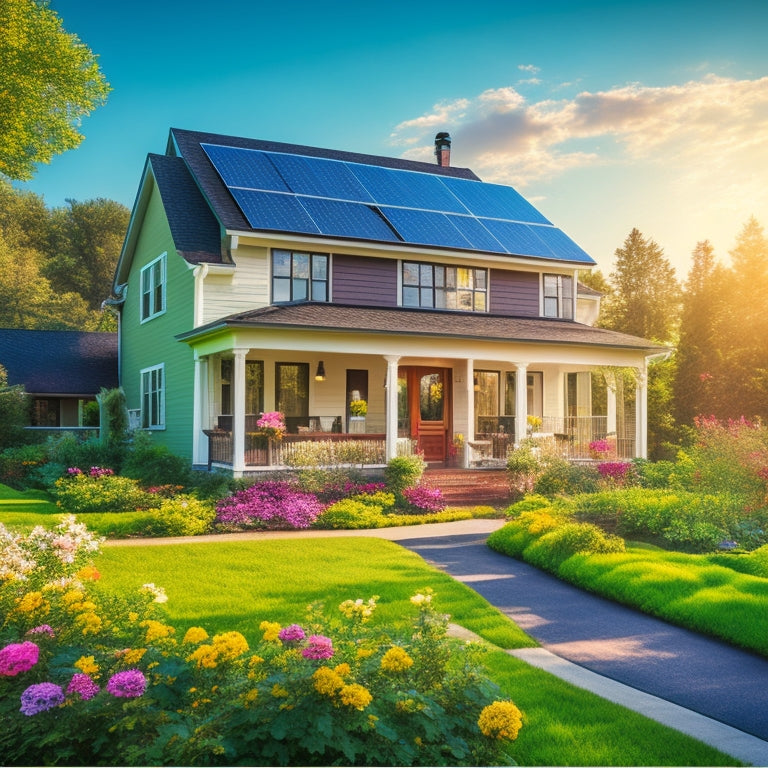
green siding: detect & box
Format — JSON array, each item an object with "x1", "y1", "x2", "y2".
[{"x1": 120, "y1": 182, "x2": 198, "y2": 458}]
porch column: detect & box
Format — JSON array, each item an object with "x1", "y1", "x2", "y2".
[
  {"x1": 604, "y1": 371, "x2": 617, "y2": 435},
  {"x1": 384, "y1": 355, "x2": 400, "y2": 461},
  {"x1": 192, "y1": 352, "x2": 209, "y2": 467},
  {"x1": 232, "y1": 348, "x2": 248, "y2": 475},
  {"x1": 636, "y1": 364, "x2": 648, "y2": 459},
  {"x1": 465, "y1": 359, "x2": 475, "y2": 469},
  {"x1": 514, "y1": 363, "x2": 528, "y2": 445}
]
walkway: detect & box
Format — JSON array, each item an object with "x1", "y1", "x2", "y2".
[{"x1": 106, "y1": 519, "x2": 768, "y2": 764}]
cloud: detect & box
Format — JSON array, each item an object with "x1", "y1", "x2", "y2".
[{"x1": 390, "y1": 74, "x2": 768, "y2": 189}]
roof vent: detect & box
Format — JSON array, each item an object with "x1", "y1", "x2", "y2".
[{"x1": 434, "y1": 132, "x2": 451, "y2": 167}]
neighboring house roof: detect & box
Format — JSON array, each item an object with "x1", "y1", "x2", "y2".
[
  {"x1": 177, "y1": 303, "x2": 666, "y2": 353},
  {"x1": 0, "y1": 330, "x2": 118, "y2": 396}
]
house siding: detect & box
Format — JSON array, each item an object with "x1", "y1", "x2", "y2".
[
  {"x1": 331, "y1": 254, "x2": 398, "y2": 306},
  {"x1": 202, "y1": 244, "x2": 269, "y2": 325},
  {"x1": 120, "y1": 183, "x2": 196, "y2": 457},
  {"x1": 489, "y1": 269, "x2": 539, "y2": 316}
]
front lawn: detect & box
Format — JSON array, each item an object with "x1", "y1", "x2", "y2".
[{"x1": 96, "y1": 538, "x2": 737, "y2": 766}]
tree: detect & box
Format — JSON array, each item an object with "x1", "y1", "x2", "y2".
[
  {"x1": 0, "y1": 0, "x2": 110, "y2": 180},
  {"x1": 601, "y1": 228, "x2": 680, "y2": 342},
  {"x1": 0, "y1": 364, "x2": 29, "y2": 450},
  {"x1": 673, "y1": 241, "x2": 725, "y2": 427}
]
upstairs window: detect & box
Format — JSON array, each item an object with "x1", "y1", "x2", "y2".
[
  {"x1": 140, "y1": 254, "x2": 166, "y2": 322},
  {"x1": 402, "y1": 262, "x2": 487, "y2": 312},
  {"x1": 543, "y1": 274, "x2": 574, "y2": 319},
  {"x1": 272, "y1": 250, "x2": 329, "y2": 303}
]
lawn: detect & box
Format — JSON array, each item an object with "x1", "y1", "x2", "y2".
[{"x1": 95, "y1": 538, "x2": 738, "y2": 766}]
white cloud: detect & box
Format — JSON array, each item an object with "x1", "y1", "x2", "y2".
[{"x1": 518, "y1": 64, "x2": 540, "y2": 74}]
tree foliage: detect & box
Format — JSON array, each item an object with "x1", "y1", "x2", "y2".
[
  {"x1": 0, "y1": 0, "x2": 110, "y2": 180},
  {"x1": 0, "y1": 364, "x2": 29, "y2": 450}
]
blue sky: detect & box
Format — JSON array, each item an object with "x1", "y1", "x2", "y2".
[{"x1": 22, "y1": 0, "x2": 768, "y2": 277}]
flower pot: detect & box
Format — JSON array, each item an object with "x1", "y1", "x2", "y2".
[{"x1": 349, "y1": 416, "x2": 365, "y2": 433}]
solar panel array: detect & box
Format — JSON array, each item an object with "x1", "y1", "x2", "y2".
[{"x1": 201, "y1": 143, "x2": 593, "y2": 264}]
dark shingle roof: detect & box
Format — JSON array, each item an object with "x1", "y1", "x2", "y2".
[
  {"x1": 0, "y1": 330, "x2": 118, "y2": 396},
  {"x1": 177, "y1": 303, "x2": 666, "y2": 353}
]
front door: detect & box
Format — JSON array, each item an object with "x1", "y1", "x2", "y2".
[{"x1": 402, "y1": 367, "x2": 451, "y2": 462}]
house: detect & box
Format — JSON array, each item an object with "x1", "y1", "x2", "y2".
[
  {"x1": 112, "y1": 128, "x2": 666, "y2": 474},
  {"x1": 0, "y1": 329, "x2": 118, "y2": 432}
]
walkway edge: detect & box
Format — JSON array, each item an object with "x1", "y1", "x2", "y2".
[{"x1": 509, "y1": 647, "x2": 768, "y2": 766}]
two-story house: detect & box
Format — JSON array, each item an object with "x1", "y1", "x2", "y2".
[{"x1": 112, "y1": 128, "x2": 666, "y2": 474}]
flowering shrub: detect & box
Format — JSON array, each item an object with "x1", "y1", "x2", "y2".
[
  {"x1": 52, "y1": 469, "x2": 154, "y2": 513},
  {"x1": 597, "y1": 461, "x2": 638, "y2": 487},
  {"x1": 215, "y1": 480, "x2": 324, "y2": 530},
  {"x1": 145, "y1": 494, "x2": 216, "y2": 537},
  {"x1": 400, "y1": 484, "x2": 446, "y2": 514},
  {"x1": 0, "y1": 523, "x2": 523, "y2": 766},
  {"x1": 313, "y1": 495, "x2": 388, "y2": 529},
  {"x1": 256, "y1": 411, "x2": 286, "y2": 440}
]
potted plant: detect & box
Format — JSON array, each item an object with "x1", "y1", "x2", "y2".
[{"x1": 348, "y1": 398, "x2": 367, "y2": 433}]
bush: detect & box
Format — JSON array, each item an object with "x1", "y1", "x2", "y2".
[
  {"x1": 0, "y1": 444, "x2": 46, "y2": 488},
  {"x1": 314, "y1": 497, "x2": 387, "y2": 530},
  {"x1": 525, "y1": 522, "x2": 625, "y2": 571},
  {"x1": 215, "y1": 481, "x2": 324, "y2": 530},
  {"x1": 144, "y1": 494, "x2": 216, "y2": 537},
  {"x1": 384, "y1": 454, "x2": 426, "y2": 493},
  {"x1": 399, "y1": 484, "x2": 446, "y2": 514},
  {"x1": 51, "y1": 469, "x2": 154, "y2": 513},
  {"x1": 0, "y1": 364, "x2": 29, "y2": 451},
  {"x1": 0, "y1": 528, "x2": 522, "y2": 767},
  {"x1": 533, "y1": 458, "x2": 600, "y2": 497},
  {"x1": 121, "y1": 432, "x2": 192, "y2": 488},
  {"x1": 44, "y1": 433, "x2": 127, "y2": 477},
  {"x1": 506, "y1": 444, "x2": 542, "y2": 496}
]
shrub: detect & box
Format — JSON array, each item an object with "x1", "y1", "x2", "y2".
[
  {"x1": 51, "y1": 469, "x2": 154, "y2": 513},
  {"x1": 314, "y1": 497, "x2": 387, "y2": 529},
  {"x1": 525, "y1": 522, "x2": 625, "y2": 571},
  {"x1": 144, "y1": 494, "x2": 216, "y2": 537},
  {"x1": 0, "y1": 444, "x2": 46, "y2": 488},
  {"x1": 215, "y1": 481, "x2": 324, "y2": 530},
  {"x1": 506, "y1": 444, "x2": 542, "y2": 496},
  {"x1": 504, "y1": 494, "x2": 552, "y2": 516},
  {"x1": 399, "y1": 484, "x2": 446, "y2": 514},
  {"x1": 533, "y1": 457, "x2": 600, "y2": 497},
  {"x1": 44, "y1": 433, "x2": 128, "y2": 477},
  {"x1": 0, "y1": 365, "x2": 29, "y2": 451},
  {"x1": 384, "y1": 454, "x2": 426, "y2": 493},
  {"x1": 121, "y1": 432, "x2": 192, "y2": 488},
  {"x1": 0, "y1": 528, "x2": 522, "y2": 767},
  {"x1": 596, "y1": 461, "x2": 638, "y2": 487}
]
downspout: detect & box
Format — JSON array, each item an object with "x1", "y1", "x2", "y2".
[{"x1": 102, "y1": 283, "x2": 127, "y2": 387}]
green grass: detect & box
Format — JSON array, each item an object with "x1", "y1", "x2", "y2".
[{"x1": 94, "y1": 538, "x2": 739, "y2": 766}]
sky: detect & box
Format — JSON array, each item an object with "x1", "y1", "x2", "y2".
[{"x1": 20, "y1": 0, "x2": 768, "y2": 279}]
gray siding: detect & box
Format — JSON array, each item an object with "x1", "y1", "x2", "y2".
[
  {"x1": 332, "y1": 255, "x2": 398, "y2": 306},
  {"x1": 489, "y1": 269, "x2": 539, "y2": 316}
]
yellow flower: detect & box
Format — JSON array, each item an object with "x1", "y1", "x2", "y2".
[
  {"x1": 63, "y1": 589, "x2": 85, "y2": 607},
  {"x1": 380, "y1": 646, "x2": 414, "y2": 673},
  {"x1": 77, "y1": 611, "x2": 102, "y2": 635},
  {"x1": 242, "y1": 688, "x2": 259, "y2": 707},
  {"x1": 248, "y1": 654, "x2": 264, "y2": 667},
  {"x1": 340, "y1": 684, "x2": 372, "y2": 711},
  {"x1": 396, "y1": 698, "x2": 424, "y2": 713},
  {"x1": 356, "y1": 648, "x2": 374, "y2": 660},
  {"x1": 312, "y1": 666, "x2": 344, "y2": 697},
  {"x1": 187, "y1": 645, "x2": 218, "y2": 669},
  {"x1": 271, "y1": 684, "x2": 289, "y2": 698},
  {"x1": 183, "y1": 626, "x2": 209, "y2": 645},
  {"x1": 15, "y1": 591, "x2": 49, "y2": 615},
  {"x1": 75, "y1": 655, "x2": 99, "y2": 676},
  {"x1": 260, "y1": 620, "x2": 281, "y2": 642},
  {"x1": 478, "y1": 701, "x2": 523, "y2": 741},
  {"x1": 334, "y1": 662, "x2": 351, "y2": 678},
  {"x1": 123, "y1": 648, "x2": 147, "y2": 665},
  {"x1": 211, "y1": 631, "x2": 249, "y2": 661},
  {"x1": 128, "y1": 612, "x2": 139, "y2": 622},
  {"x1": 76, "y1": 565, "x2": 101, "y2": 581},
  {"x1": 141, "y1": 619, "x2": 175, "y2": 643}
]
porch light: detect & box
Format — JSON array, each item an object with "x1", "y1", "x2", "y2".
[{"x1": 315, "y1": 361, "x2": 326, "y2": 381}]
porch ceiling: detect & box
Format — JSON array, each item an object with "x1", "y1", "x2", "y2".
[{"x1": 177, "y1": 302, "x2": 668, "y2": 355}]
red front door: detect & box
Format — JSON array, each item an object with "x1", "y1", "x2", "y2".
[{"x1": 403, "y1": 367, "x2": 451, "y2": 462}]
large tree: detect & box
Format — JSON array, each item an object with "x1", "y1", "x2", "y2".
[
  {"x1": 0, "y1": 0, "x2": 110, "y2": 180},
  {"x1": 601, "y1": 228, "x2": 680, "y2": 342}
]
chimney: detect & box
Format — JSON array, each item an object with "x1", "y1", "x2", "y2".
[{"x1": 434, "y1": 132, "x2": 451, "y2": 167}]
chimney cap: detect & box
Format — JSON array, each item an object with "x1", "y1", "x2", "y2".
[{"x1": 435, "y1": 131, "x2": 451, "y2": 147}]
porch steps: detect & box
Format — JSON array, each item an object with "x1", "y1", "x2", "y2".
[{"x1": 423, "y1": 468, "x2": 512, "y2": 509}]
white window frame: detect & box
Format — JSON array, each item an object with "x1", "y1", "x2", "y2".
[
  {"x1": 140, "y1": 363, "x2": 165, "y2": 429},
  {"x1": 542, "y1": 273, "x2": 574, "y2": 319},
  {"x1": 140, "y1": 253, "x2": 167, "y2": 322}
]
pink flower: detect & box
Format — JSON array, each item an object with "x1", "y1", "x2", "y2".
[
  {"x1": 67, "y1": 673, "x2": 100, "y2": 700},
  {"x1": 106, "y1": 669, "x2": 147, "y2": 698},
  {"x1": 0, "y1": 641, "x2": 39, "y2": 676},
  {"x1": 302, "y1": 634, "x2": 334, "y2": 660},
  {"x1": 27, "y1": 625, "x2": 55, "y2": 638},
  {"x1": 278, "y1": 624, "x2": 306, "y2": 643}
]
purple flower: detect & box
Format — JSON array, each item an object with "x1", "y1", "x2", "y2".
[
  {"x1": 402, "y1": 484, "x2": 446, "y2": 513},
  {"x1": 106, "y1": 669, "x2": 147, "y2": 698},
  {"x1": 27, "y1": 625, "x2": 55, "y2": 638},
  {"x1": 0, "y1": 641, "x2": 39, "y2": 676},
  {"x1": 20, "y1": 682, "x2": 65, "y2": 716},
  {"x1": 278, "y1": 623, "x2": 306, "y2": 643},
  {"x1": 67, "y1": 673, "x2": 100, "y2": 700},
  {"x1": 302, "y1": 634, "x2": 334, "y2": 660},
  {"x1": 215, "y1": 481, "x2": 323, "y2": 530}
]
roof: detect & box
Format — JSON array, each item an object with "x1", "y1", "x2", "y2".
[
  {"x1": 177, "y1": 303, "x2": 666, "y2": 353},
  {"x1": 0, "y1": 330, "x2": 118, "y2": 396},
  {"x1": 166, "y1": 128, "x2": 595, "y2": 266}
]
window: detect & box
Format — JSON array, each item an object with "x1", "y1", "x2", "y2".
[
  {"x1": 140, "y1": 364, "x2": 164, "y2": 428},
  {"x1": 543, "y1": 274, "x2": 574, "y2": 319},
  {"x1": 272, "y1": 250, "x2": 328, "y2": 302},
  {"x1": 475, "y1": 370, "x2": 500, "y2": 433},
  {"x1": 402, "y1": 262, "x2": 487, "y2": 312},
  {"x1": 220, "y1": 359, "x2": 264, "y2": 415},
  {"x1": 140, "y1": 254, "x2": 166, "y2": 321},
  {"x1": 276, "y1": 363, "x2": 309, "y2": 432}
]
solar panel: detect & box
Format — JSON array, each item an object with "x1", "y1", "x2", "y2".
[
  {"x1": 298, "y1": 197, "x2": 399, "y2": 242},
  {"x1": 230, "y1": 189, "x2": 320, "y2": 234},
  {"x1": 349, "y1": 163, "x2": 469, "y2": 214},
  {"x1": 381, "y1": 207, "x2": 474, "y2": 249},
  {"x1": 479, "y1": 219, "x2": 555, "y2": 259},
  {"x1": 529, "y1": 225, "x2": 593, "y2": 263},
  {"x1": 444, "y1": 215, "x2": 507, "y2": 254},
  {"x1": 265, "y1": 152, "x2": 375, "y2": 203},
  {"x1": 201, "y1": 144, "x2": 288, "y2": 192},
  {"x1": 440, "y1": 176, "x2": 551, "y2": 224}
]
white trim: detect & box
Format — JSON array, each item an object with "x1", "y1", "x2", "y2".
[
  {"x1": 140, "y1": 363, "x2": 165, "y2": 429},
  {"x1": 140, "y1": 253, "x2": 167, "y2": 323}
]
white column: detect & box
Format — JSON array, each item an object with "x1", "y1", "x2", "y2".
[
  {"x1": 636, "y1": 364, "x2": 648, "y2": 459},
  {"x1": 232, "y1": 348, "x2": 248, "y2": 475},
  {"x1": 605, "y1": 371, "x2": 617, "y2": 435},
  {"x1": 384, "y1": 355, "x2": 400, "y2": 461},
  {"x1": 514, "y1": 363, "x2": 528, "y2": 444},
  {"x1": 465, "y1": 359, "x2": 475, "y2": 469},
  {"x1": 192, "y1": 353, "x2": 209, "y2": 466}
]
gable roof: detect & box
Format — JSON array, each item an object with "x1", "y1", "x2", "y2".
[
  {"x1": 177, "y1": 302, "x2": 666, "y2": 354},
  {"x1": 0, "y1": 330, "x2": 118, "y2": 396}
]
